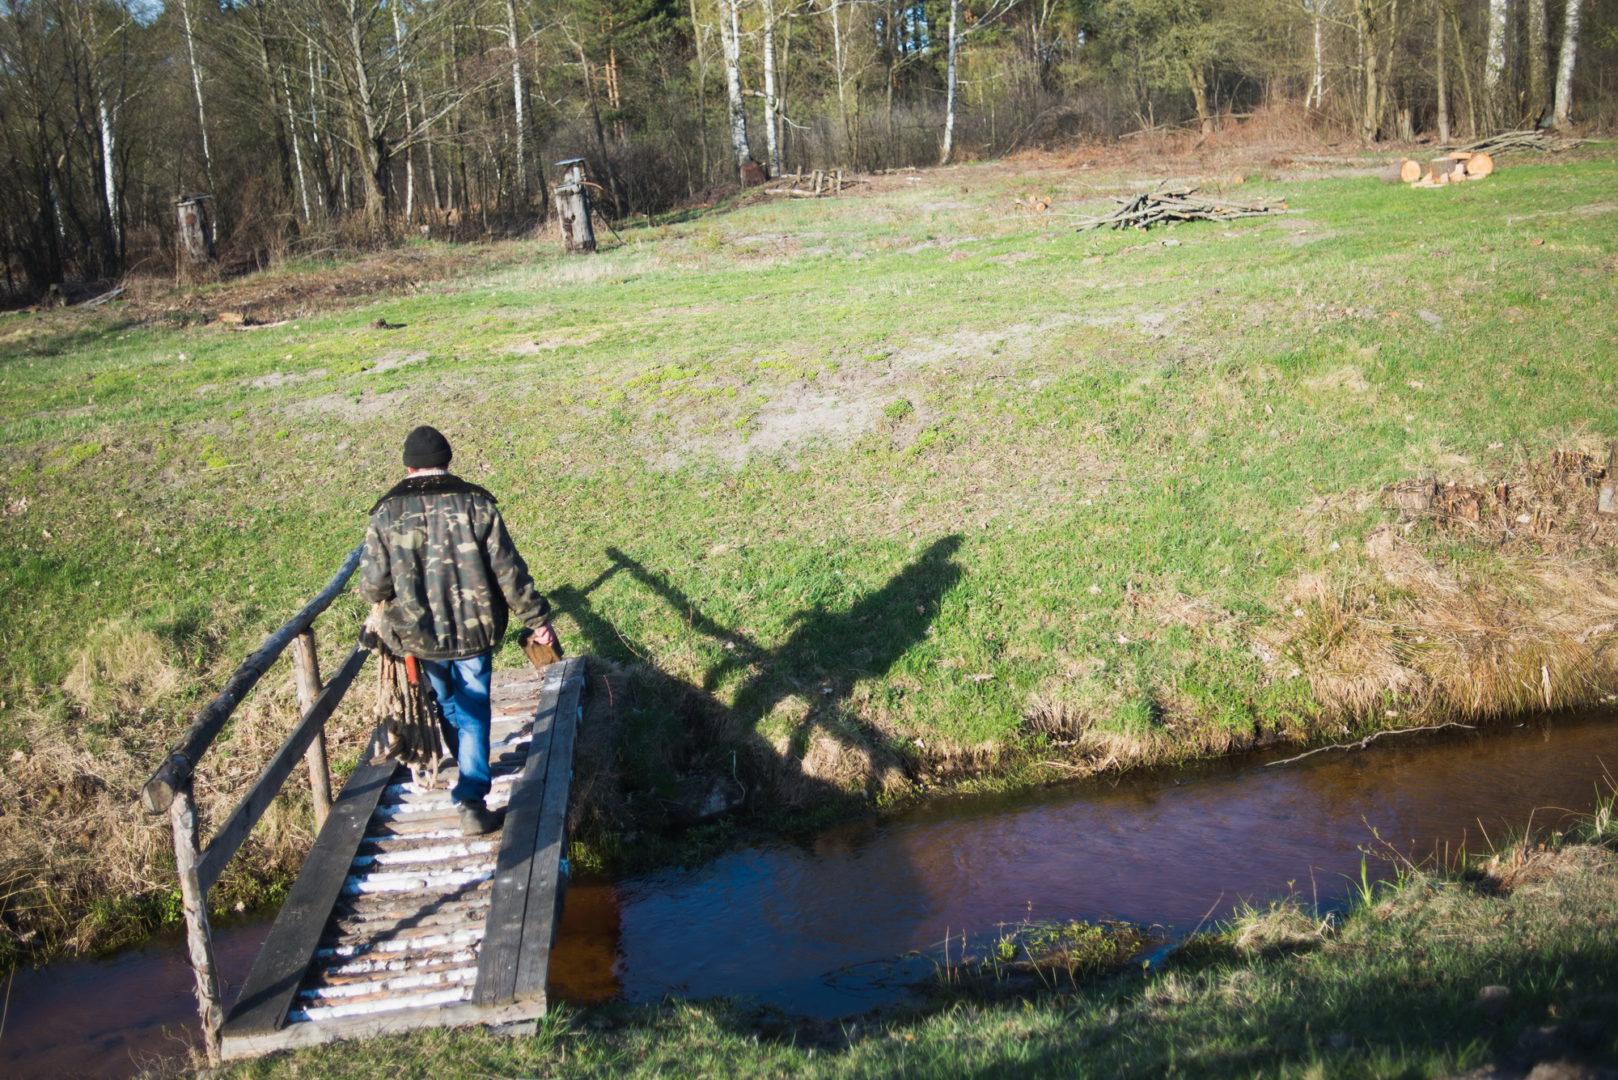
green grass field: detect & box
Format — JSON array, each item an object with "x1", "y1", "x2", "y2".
[{"x1": 2, "y1": 147, "x2": 1617, "y2": 961}]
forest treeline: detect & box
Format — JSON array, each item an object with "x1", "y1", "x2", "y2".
[{"x1": 0, "y1": 0, "x2": 1612, "y2": 297}]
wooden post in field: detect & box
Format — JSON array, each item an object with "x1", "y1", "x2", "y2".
[
  {"x1": 171, "y1": 785, "x2": 223, "y2": 1065},
  {"x1": 291, "y1": 629, "x2": 332, "y2": 828},
  {"x1": 552, "y1": 159, "x2": 596, "y2": 255},
  {"x1": 175, "y1": 194, "x2": 216, "y2": 262}
]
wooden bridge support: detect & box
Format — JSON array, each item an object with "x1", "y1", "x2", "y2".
[
  {"x1": 170, "y1": 785, "x2": 224, "y2": 1065},
  {"x1": 292, "y1": 630, "x2": 333, "y2": 828}
]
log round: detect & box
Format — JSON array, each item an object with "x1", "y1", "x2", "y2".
[
  {"x1": 1380, "y1": 159, "x2": 1423, "y2": 184},
  {"x1": 1465, "y1": 152, "x2": 1495, "y2": 178},
  {"x1": 1429, "y1": 157, "x2": 1463, "y2": 184}
]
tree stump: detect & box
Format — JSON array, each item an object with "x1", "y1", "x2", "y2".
[
  {"x1": 1428, "y1": 157, "x2": 1465, "y2": 183},
  {"x1": 551, "y1": 159, "x2": 596, "y2": 255},
  {"x1": 176, "y1": 195, "x2": 217, "y2": 262}
]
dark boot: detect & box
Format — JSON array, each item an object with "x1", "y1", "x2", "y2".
[{"x1": 457, "y1": 799, "x2": 501, "y2": 837}]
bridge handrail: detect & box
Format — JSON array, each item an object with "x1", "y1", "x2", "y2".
[
  {"x1": 142, "y1": 542, "x2": 370, "y2": 1066},
  {"x1": 141, "y1": 543, "x2": 365, "y2": 814}
]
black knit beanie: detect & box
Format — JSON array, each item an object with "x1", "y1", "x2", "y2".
[{"x1": 402, "y1": 425, "x2": 453, "y2": 468}]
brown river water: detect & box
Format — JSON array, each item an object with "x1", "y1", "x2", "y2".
[{"x1": 5, "y1": 712, "x2": 1614, "y2": 1078}]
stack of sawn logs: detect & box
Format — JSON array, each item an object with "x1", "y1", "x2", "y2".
[
  {"x1": 1380, "y1": 150, "x2": 1495, "y2": 188},
  {"x1": 1075, "y1": 186, "x2": 1283, "y2": 231}
]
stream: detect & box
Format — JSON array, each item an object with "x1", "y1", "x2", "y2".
[{"x1": 6, "y1": 711, "x2": 1615, "y2": 1078}]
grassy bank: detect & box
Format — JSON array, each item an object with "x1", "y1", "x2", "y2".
[
  {"x1": 214, "y1": 815, "x2": 1618, "y2": 1079},
  {"x1": 2, "y1": 143, "x2": 1617, "y2": 961}
]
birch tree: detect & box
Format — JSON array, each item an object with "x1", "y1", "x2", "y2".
[
  {"x1": 761, "y1": 0, "x2": 781, "y2": 176},
  {"x1": 1553, "y1": 0, "x2": 1585, "y2": 128},
  {"x1": 719, "y1": 0, "x2": 753, "y2": 175},
  {"x1": 1482, "y1": 0, "x2": 1507, "y2": 122},
  {"x1": 178, "y1": 0, "x2": 213, "y2": 186}
]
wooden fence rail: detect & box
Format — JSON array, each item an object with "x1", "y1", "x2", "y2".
[
  {"x1": 142, "y1": 544, "x2": 365, "y2": 814},
  {"x1": 142, "y1": 543, "x2": 369, "y2": 1066}
]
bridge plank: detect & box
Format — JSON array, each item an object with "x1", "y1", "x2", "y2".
[
  {"x1": 473, "y1": 663, "x2": 566, "y2": 1004},
  {"x1": 512, "y1": 659, "x2": 585, "y2": 1002},
  {"x1": 222, "y1": 732, "x2": 398, "y2": 1037}
]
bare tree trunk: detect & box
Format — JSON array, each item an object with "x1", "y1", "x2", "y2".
[
  {"x1": 1436, "y1": 8, "x2": 1450, "y2": 141},
  {"x1": 391, "y1": 2, "x2": 419, "y2": 224},
  {"x1": 762, "y1": 0, "x2": 781, "y2": 176},
  {"x1": 1186, "y1": 61, "x2": 1212, "y2": 133},
  {"x1": 281, "y1": 66, "x2": 314, "y2": 222},
  {"x1": 98, "y1": 95, "x2": 120, "y2": 254},
  {"x1": 1483, "y1": 0, "x2": 1509, "y2": 124},
  {"x1": 687, "y1": 0, "x2": 712, "y2": 183},
  {"x1": 828, "y1": 0, "x2": 851, "y2": 160},
  {"x1": 1355, "y1": 0, "x2": 1382, "y2": 141},
  {"x1": 1526, "y1": 0, "x2": 1548, "y2": 123},
  {"x1": 248, "y1": 10, "x2": 297, "y2": 214},
  {"x1": 1553, "y1": 0, "x2": 1584, "y2": 128},
  {"x1": 504, "y1": 0, "x2": 529, "y2": 204},
  {"x1": 1449, "y1": 7, "x2": 1478, "y2": 136},
  {"x1": 344, "y1": 0, "x2": 387, "y2": 228},
  {"x1": 940, "y1": 0, "x2": 960, "y2": 163},
  {"x1": 720, "y1": 0, "x2": 752, "y2": 176},
  {"x1": 179, "y1": 0, "x2": 214, "y2": 186},
  {"x1": 1309, "y1": 0, "x2": 1325, "y2": 107}
]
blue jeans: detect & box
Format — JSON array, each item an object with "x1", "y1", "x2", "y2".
[{"x1": 420, "y1": 653, "x2": 493, "y2": 805}]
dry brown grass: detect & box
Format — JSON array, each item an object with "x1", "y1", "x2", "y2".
[
  {"x1": 1277, "y1": 450, "x2": 1618, "y2": 726},
  {"x1": 1475, "y1": 842, "x2": 1618, "y2": 896},
  {"x1": 1231, "y1": 899, "x2": 1332, "y2": 955},
  {"x1": 0, "y1": 623, "x2": 379, "y2": 964}
]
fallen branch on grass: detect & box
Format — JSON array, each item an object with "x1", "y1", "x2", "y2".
[
  {"x1": 79, "y1": 285, "x2": 125, "y2": 308},
  {"x1": 1266, "y1": 722, "x2": 1477, "y2": 767},
  {"x1": 1441, "y1": 130, "x2": 1582, "y2": 155},
  {"x1": 1074, "y1": 186, "x2": 1287, "y2": 231}
]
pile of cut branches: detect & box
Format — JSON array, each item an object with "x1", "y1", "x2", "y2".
[
  {"x1": 1074, "y1": 186, "x2": 1286, "y2": 231},
  {"x1": 1442, "y1": 129, "x2": 1582, "y2": 155}
]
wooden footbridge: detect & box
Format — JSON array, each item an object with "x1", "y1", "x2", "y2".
[{"x1": 142, "y1": 547, "x2": 585, "y2": 1064}]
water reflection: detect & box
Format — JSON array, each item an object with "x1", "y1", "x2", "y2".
[{"x1": 552, "y1": 715, "x2": 1615, "y2": 1016}]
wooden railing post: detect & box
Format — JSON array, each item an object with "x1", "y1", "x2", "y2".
[
  {"x1": 291, "y1": 629, "x2": 332, "y2": 828},
  {"x1": 170, "y1": 784, "x2": 223, "y2": 1066}
]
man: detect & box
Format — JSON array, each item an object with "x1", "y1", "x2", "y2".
[{"x1": 359, "y1": 424, "x2": 559, "y2": 836}]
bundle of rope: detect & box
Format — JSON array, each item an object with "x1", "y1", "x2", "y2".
[{"x1": 372, "y1": 644, "x2": 451, "y2": 788}]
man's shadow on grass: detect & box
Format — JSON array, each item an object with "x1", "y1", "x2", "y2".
[
  {"x1": 554, "y1": 534, "x2": 963, "y2": 824},
  {"x1": 548, "y1": 535, "x2": 963, "y2": 1014}
]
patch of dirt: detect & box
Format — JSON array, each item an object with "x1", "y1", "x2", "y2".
[
  {"x1": 369, "y1": 351, "x2": 426, "y2": 374},
  {"x1": 246, "y1": 369, "x2": 328, "y2": 389},
  {"x1": 1271, "y1": 216, "x2": 1340, "y2": 246},
  {"x1": 987, "y1": 251, "x2": 1041, "y2": 265},
  {"x1": 899, "y1": 236, "x2": 980, "y2": 255},
  {"x1": 508, "y1": 329, "x2": 606, "y2": 355},
  {"x1": 282, "y1": 388, "x2": 413, "y2": 421}
]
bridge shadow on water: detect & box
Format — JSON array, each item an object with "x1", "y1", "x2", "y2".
[{"x1": 545, "y1": 535, "x2": 965, "y2": 1013}]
